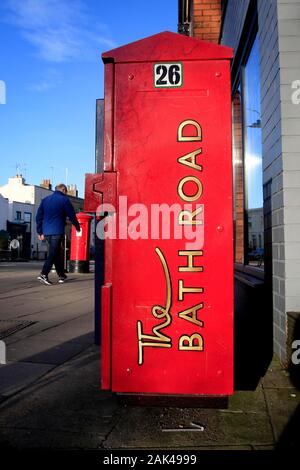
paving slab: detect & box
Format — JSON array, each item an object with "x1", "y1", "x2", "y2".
[
  {"x1": 227, "y1": 384, "x2": 267, "y2": 413},
  {"x1": 103, "y1": 402, "x2": 274, "y2": 449},
  {"x1": 0, "y1": 427, "x2": 105, "y2": 449},
  {"x1": 7, "y1": 337, "x2": 91, "y2": 365},
  {"x1": 0, "y1": 279, "x2": 93, "y2": 299},
  {"x1": 3, "y1": 299, "x2": 93, "y2": 324},
  {"x1": 216, "y1": 409, "x2": 274, "y2": 447},
  {"x1": 4, "y1": 320, "x2": 64, "y2": 345},
  {"x1": 0, "y1": 347, "x2": 121, "y2": 449},
  {"x1": 267, "y1": 357, "x2": 283, "y2": 370},
  {"x1": 0, "y1": 362, "x2": 55, "y2": 397},
  {"x1": 0, "y1": 278, "x2": 92, "y2": 302},
  {"x1": 0, "y1": 280, "x2": 41, "y2": 296},
  {"x1": 6, "y1": 315, "x2": 93, "y2": 346},
  {"x1": 0, "y1": 265, "x2": 93, "y2": 296},
  {"x1": 253, "y1": 445, "x2": 275, "y2": 450},
  {"x1": 34, "y1": 315, "x2": 94, "y2": 344},
  {"x1": 262, "y1": 368, "x2": 294, "y2": 389},
  {"x1": 0, "y1": 319, "x2": 36, "y2": 340},
  {"x1": 263, "y1": 388, "x2": 300, "y2": 443},
  {"x1": 0, "y1": 288, "x2": 93, "y2": 321}
]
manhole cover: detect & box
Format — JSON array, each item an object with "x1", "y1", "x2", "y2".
[{"x1": 0, "y1": 320, "x2": 36, "y2": 339}]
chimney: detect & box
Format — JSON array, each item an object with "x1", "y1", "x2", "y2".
[
  {"x1": 67, "y1": 184, "x2": 78, "y2": 197},
  {"x1": 40, "y1": 179, "x2": 52, "y2": 190},
  {"x1": 13, "y1": 174, "x2": 25, "y2": 184},
  {"x1": 193, "y1": 0, "x2": 222, "y2": 43}
]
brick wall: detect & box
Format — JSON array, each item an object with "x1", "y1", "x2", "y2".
[
  {"x1": 193, "y1": 0, "x2": 222, "y2": 42},
  {"x1": 277, "y1": 0, "x2": 300, "y2": 360},
  {"x1": 232, "y1": 91, "x2": 245, "y2": 263},
  {"x1": 257, "y1": 0, "x2": 284, "y2": 361}
]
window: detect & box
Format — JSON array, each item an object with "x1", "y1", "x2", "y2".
[
  {"x1": 258, "y1": 234, "x2": 262, "y2": 248},
  {"x1": 24, "y1": 212, "x2": 31, "y2": 223},
  {"x1": 232, "y1": 32, "x2": 264, "y2": 269},
  {"x1": 24, "y1": 212, "x2": 32, "y2": 233},
  {"x1": 16, "y1": 211, "x2": 21, "y2": 221},
  {"x1": 243, "y1": 35, "x2": 263, "y2": 266}
]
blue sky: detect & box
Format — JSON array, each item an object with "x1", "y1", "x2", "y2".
[{"x1": 0, "y1": 0, "x2": 177, "y2": 197}]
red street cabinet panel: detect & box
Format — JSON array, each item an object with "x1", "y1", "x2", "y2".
[{"x1": 85, "y1": 32, "x2": 234, "y2": 396}]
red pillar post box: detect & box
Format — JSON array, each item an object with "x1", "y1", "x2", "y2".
[
  {"x1": 69, "y1": 212, "x2": 93, "y2": 273},
  {"x1": 85, "y1": 32, "x2": 234, "y2": 396}
]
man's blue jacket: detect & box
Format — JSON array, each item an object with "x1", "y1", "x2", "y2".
[{"x1": 36, "y1": 190, "x2": 80, "y2": 236}]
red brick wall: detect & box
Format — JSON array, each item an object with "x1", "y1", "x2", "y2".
[
  {"x1": 232, "y1": 91, "x2": 244, "y2": 264},
  {"x1": 193, "y1": 0, "x2": 222, "y2": 43}
]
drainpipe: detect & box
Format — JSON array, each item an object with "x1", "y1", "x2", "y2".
[{"x1": 178, "y1": 0, "x2": 193, "y2": 36}]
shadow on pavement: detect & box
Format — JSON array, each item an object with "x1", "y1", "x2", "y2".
[
  {"x1": 0, "y1": 332, "x2": 95, "y2": 410},
  {"x1": 0, "y1": 334, "x2": 120, "y2": 450}
]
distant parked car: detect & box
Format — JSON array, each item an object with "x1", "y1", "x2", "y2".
[{"x1": 248, "y1": 248, "x2": 264, "y2": 260}]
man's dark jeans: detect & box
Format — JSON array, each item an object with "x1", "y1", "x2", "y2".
[{"x1": 41, "y1": 235, "x2": 64, "y2": 277}]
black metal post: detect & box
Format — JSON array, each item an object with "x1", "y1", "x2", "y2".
[
  {"x1": 94, "y1": 98, "x2": 105, "y2": 345},
  {"x1": 178, "y1": 0, "x2": 192, "y2": 36}
]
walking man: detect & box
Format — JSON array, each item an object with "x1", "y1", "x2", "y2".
[{"x1": 36, "y1": 183, "x2": 81, "y2": 285}]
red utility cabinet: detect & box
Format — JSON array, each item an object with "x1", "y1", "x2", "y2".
[{"x1": 85, "y1": 32, "x2": 234, "y2": 396}]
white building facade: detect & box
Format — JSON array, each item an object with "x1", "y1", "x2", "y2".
[
  {"x1": 0, "y1": 195, "x2": 9, "y2": 231},
  {"x1": 0, "y1": 175, "x2": 84, "y2": 259}
]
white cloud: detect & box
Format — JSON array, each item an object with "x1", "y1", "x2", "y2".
[
  {"x1": 245, "y1": 153, "x2": 262, "y2": 172},
  {"x1": 27, "y1": 68, "x2": 61, "y2": 92},
  {"x1": 2, "y1": 0, "x2": 117, "y2": 62}
]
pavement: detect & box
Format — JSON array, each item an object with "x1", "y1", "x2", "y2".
[{"x1": 0, "y1": 261, "x2": 299, "y2": 453}]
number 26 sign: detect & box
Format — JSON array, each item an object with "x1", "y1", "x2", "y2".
[{"x1": 154, "y1": 63, "x2": 183, "y2": 88}]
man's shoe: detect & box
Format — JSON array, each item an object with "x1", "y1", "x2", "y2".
[
  {"x1": 37, "y1": 274, "x2": 52, "y2": 286},
  {"x1": 58, "y1": 275, "x2": 67, "y2": 284}
]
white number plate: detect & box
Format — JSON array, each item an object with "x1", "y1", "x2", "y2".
[{"x1": 154, "y1": 63, "x2": 183, "y2": 88}]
